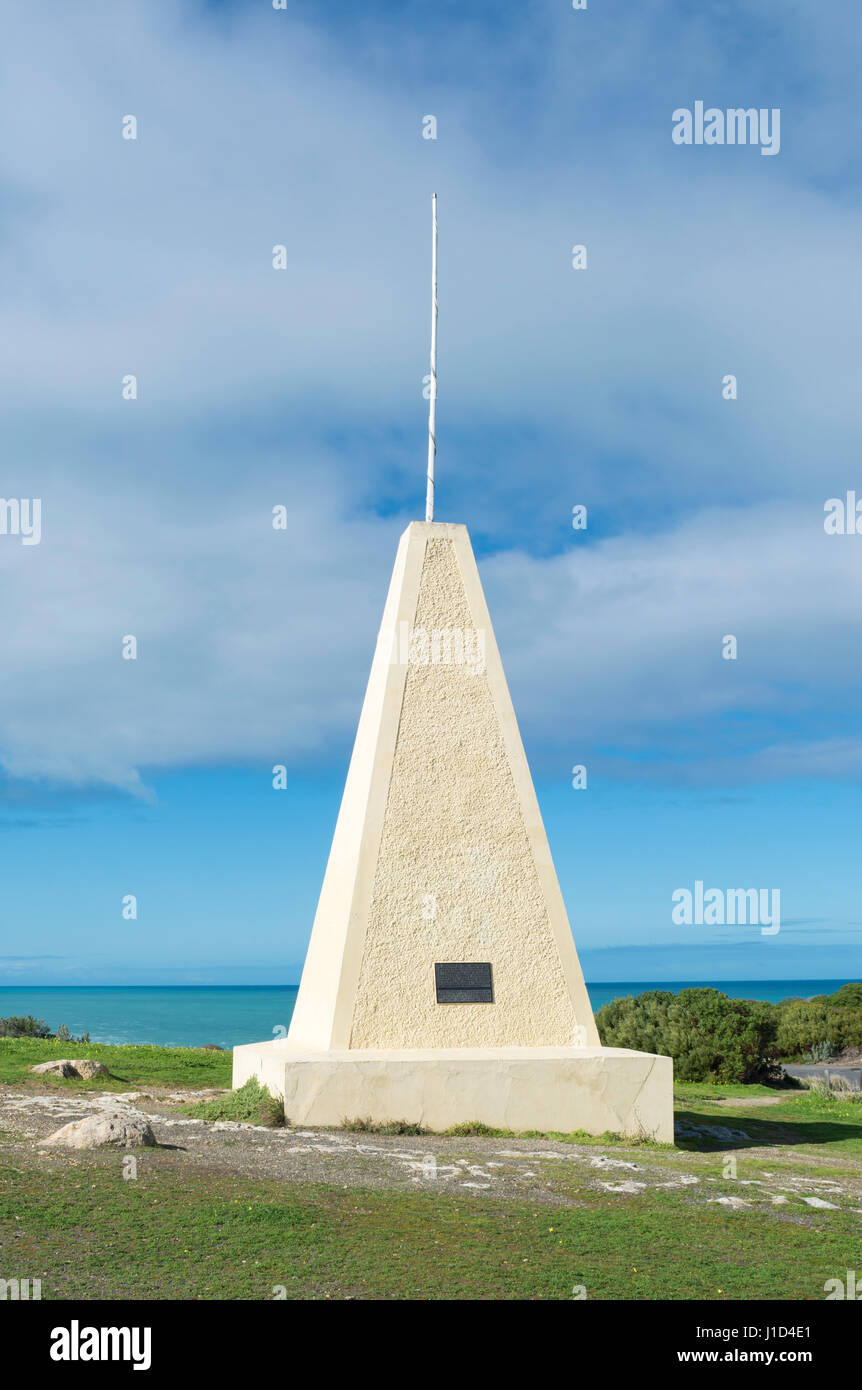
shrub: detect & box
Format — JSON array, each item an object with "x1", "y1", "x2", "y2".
[
  {"x1": 814, "y1": 983, "x2": 862, "y2": 1010},
  {"x1": 0, "y1": 1015, "x2": 52, "y2": 1039},
  {"x1": 342, "y1": 1117, "x2": 426, "y2": 1135},
  {"x1": 181, "y1": 1078, "x2": 284, "y2": 1127},
  {"x1": 774, "y1": 1000, "x2": 862, "y2": 1057},
  {"x1": 596, "y1": 988, "x2": 778, "y2": 1084},
  {"x1": 594, "y1": 990, "x2": 676, "y2": 1058},
  {"x1": 0, "y1": 1017, "x2": 92, "y2": 1043},
  {"x1": 444, "y1": 1121, "x2": 502, "y2": 1137},
  {"x1": 804, "y1": 1040, "x2": 837, "y2": 1064}
]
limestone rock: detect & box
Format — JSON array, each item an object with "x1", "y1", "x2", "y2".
[
  {"x1": 31, "y1": 1060, "x2": 77, "y2": 1078},
  {"x1": 39, "y1": 1112, "x2": 155, "y2": 1150},
  {"x1": 31, "y1": 1059, "x2": 110, "y2": 1080}
]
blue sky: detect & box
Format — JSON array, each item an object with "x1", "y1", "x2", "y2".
[{"x1": 0, "y1": 0, "x2": 860, "y2": 984}]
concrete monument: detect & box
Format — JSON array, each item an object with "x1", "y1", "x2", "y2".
[{"x1": 233, "y1": 199, "x2": 673, "y2": 1139}]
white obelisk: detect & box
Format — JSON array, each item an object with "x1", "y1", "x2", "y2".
[{"x1": 233, "y1": 198, "x2": 673, "y2": 1140}]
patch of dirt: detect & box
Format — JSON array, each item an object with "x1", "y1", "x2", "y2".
[
  {"x1": 714, "y1": 1095, "x2": 786, "y2": 1107},
  {"x1": 1, "y1": 1082, "x2": 860, "y2": 1218}
]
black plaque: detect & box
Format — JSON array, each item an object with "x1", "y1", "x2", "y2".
[{"x1": 435, "y1": 962, "x2": 493, "y2": 1004}]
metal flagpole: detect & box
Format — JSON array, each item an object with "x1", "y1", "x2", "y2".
[{"x1": 425, "y1": 193, "x2": 438, "y2": 523}]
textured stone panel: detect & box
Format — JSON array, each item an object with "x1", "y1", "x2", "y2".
[{"x1": 349, "y1": 538, "x2": 580, "y2": 1048}]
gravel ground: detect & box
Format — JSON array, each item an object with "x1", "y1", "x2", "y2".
[{"x1": 2, "y1": 1083, "x2": 861, "y2": 1218}]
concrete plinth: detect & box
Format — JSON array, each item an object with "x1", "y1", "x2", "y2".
[{"x1": 233, "y1": 1040, "x2": 673, "y2": 1142}]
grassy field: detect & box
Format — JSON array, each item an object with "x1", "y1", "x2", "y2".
[
  {"x1": 0, "y1": 1038, "x2": 231, "y2": 1090},
  {"x1": 1, "y1": 1148, "x2": 859, "y2": 1301},
  {"x1": 1, "y1": 1041, "x2": 860, "y2": 1300},
  {"x1": 674, "y1": 1080, "x2": 862, "y2": 1156}
]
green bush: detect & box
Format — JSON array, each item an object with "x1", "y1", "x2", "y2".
[
  {"x1": 596, "y1": 988, "x2": 779, "y2": 1083},
  {"x1": 815, "y1": 983, "x2": 862, "y2": 1010},
  {"x1": 181, "y1": 1078, "x2": 284, "y2": 1128},
  {"x1": 774, "y1": 1000, "x2": 862, "y2": 1057},
  {"x1": 342, "y1": 1117, "x2": 426, "y2": 1135},
  {"x1": 0, "y1": 1016, "x2": 52, "y2": 1039},
  {"x1": 0, "y1": 1017, "x2": 92, "y2": 1043},
  {"x1": 597, "y1": 983, "x2": 862, "y2": 1075},
  {"x1": 594, "y1": 990, "x2": 676, "y2": 1057}
]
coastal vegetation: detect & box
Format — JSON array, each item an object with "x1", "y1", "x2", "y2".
[
  {"x1": 0, "y1": 1015, "x2": 90, "y2": 1043},
  {"x1": 596, "y1": 984, "x2": 862, "y2": 1084},
  {"x1": 180, "y1": 1077, "x2": 284, "y2": 1127}
]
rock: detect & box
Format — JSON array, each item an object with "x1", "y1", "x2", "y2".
[
  {"x1": 39, "y1": 1112, "x2": 155, "y2": 1150},
  {"x1": 675, "y1": 1119, "x2": 751, "y2": 1142},
  {"x1": 198, "y1": 1044, "x2": 224, "y2": 1051},
  {"x1": 31, "y1": 1059, "x2": 110, "y2": 1080},
  {"x1": 71, "y1": 1059, "x2": 110, "y2": 1079}
]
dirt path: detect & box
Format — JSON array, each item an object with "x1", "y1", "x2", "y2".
[{"x1": 713, "y1": 1095, "x2": 785, "y2": 1107}]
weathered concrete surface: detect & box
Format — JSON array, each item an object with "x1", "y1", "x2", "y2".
[
  {"x1": 233, "y1": 1042, "x2": 674, "y2": 1142},
  {"x1": 286, "y1": 523, "x2": 599, "y2": 1054}
]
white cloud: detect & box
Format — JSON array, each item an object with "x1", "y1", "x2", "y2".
[{"x1": 1, "y1": 1, "x2": 861, "y2": 791}]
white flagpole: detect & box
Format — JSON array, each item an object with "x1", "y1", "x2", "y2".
[{"x1": 425, "y1": 193, "x2": 438, "y2": 523}]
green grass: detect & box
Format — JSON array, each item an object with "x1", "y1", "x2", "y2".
[
  {"x1": 441, "y1": 1121, "x2": 670, "y2": 1147},
  {"x1": 2, "y1": 1048, "x2": 860, "y2": 1299},
  {"x1": 673, "y1": 1085, "x2": 862, "y2": 1155},
  {"x1": 0, "y1": 1150, "x2": 856, "y2": 1300},
  {"x1": 180, "y1": 1078, "x2": 284, "y2": 1128},
  {"x1": 342, "y1": 1117, "x2": 427, "y2": 1135},
  {"x1": 674, "y1": 1081, "x2": 796, "y2": 1102},
  {"x1": 0, "y1": 1038, "x2": 232, "y2": 1091}
]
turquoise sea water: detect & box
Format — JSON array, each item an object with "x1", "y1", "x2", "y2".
[{"x1": 0, "y1": 981, "x2": 853, "y2": 1049}]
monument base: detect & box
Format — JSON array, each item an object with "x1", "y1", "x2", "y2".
[{"x1": 232, "y1": 1042, "x2": 674, "y2": 1143}]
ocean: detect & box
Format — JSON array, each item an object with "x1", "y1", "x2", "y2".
[{"x1": 0, "y1": 980, "x2": 852, "y2": 1050}]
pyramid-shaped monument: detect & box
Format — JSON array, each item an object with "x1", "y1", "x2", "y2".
[{"x1": 234, "y1": 522, "x2": 672, "y2": 1140}]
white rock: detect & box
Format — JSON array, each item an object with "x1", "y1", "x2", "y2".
[
  {"x1": 39, "y1": 1111, "x2": 155, "y2": 1150},
  {"x1": 31, "y1": 1059, "x2": 110, "y2": 1080}
]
